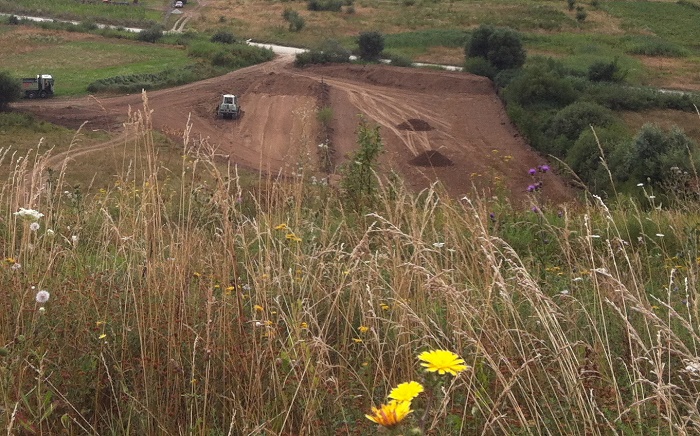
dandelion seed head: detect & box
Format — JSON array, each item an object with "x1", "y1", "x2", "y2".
[{"x1": 35, "y1": 290, "x2": 50, "y2": 304}]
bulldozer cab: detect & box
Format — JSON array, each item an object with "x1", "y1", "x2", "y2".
[{"x1": 222, "y1": 95, "x2": 236, "y2": 105}]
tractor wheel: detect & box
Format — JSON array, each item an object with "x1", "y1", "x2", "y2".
[
  {"x1": 39, "y1": 90, "x2": 47, "y2": 98},
  {"x1": 27, "y1": 91, "x2": 36, "y2": 99}
]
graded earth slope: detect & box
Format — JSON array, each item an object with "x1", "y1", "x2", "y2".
[{"x1": 15, "y1": 55, "x2": 575, "y2": 205}]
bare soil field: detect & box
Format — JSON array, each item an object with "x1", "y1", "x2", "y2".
[{"x1": 14, "y1": 55, "x2": 576, "y2": 205}]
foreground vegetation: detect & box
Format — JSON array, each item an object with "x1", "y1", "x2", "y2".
[{"x1": 2, "y1": 99, "x2": 700, "y2": 434}]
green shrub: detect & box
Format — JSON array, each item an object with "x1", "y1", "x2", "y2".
[
  {"x1": 465, "y1": 25, "x2": 525, "y2": 71},
  {"x1": 210, "y1": 30, "x2": 236, "y2": 44},
  {"x1": 383, "y1": 52, "x2": 413, "y2": 67},
  {"x1": 575, "y1": 6, "x2": 587, "y2": 22},
  {"x1": 548, "y1": 101, "x2": 615, "y2": 141},
  {"x1": 565, "y1": 125, "x2": 628, "y2": 194},
  {"x1": 307, "y1": 0, "x2": 343, "y2": 11},
  {"x1": 295, "y1": 40, "x2": 351, "y2": 66},
  {"x1": 465, "y1": 57, "x2": 497, "y2": 79},
  {"x1": 625, "y1": 37, "x2": 687, "y2": 57},
  {"x1": 0, "y1": 71, "x2": 21, "y2": 110},
  {"x1": 503, "y1": 64, "x2": 580, "y2": 108},
  {"x1": 621, "y1": 124, "x2": 700, "y2": 187},
  {"x1": 358, "y1": 31, "x2": 385, "y2": 61},
  {"x1": 283, "y1": 9, "x2": 305, "y2": 31},
  {"x1": 587, "y1": 59, "x2": 625, "y2": 82},
  {"x1": 7, "y1": 15, "x2": 19, "y2": 25},
  {"x1": 137, "y1": 25, "x2": 164, "y2": 43}
]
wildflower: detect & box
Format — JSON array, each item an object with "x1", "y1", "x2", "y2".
[
  {"x1": 432, "y1": 242, "x2": 445, "y2": 248},
  {"x1": 353, "y1": 338, "x2": 363, "y2": 343},
  {"x1": 539, "y1": 164, "x2": 550, "y2": 173},
  {"x1": 193, "y1": 272, "x2": 201, "y2": 278},
  {"x1": 4, "y1": 257, "x2": 15, "y2": 265},
  {"x1": 285, "y1": 233, "x2": 302, "y2": 242},
  {"x1": 274, "y1": 223, "x2": 288, "y2": 230},
  {"x1": 418, "y1": 349, "x2": 469, "y2": 376},
  {"x1": 531, "y1": 206, "x2": 539, "y2": 213},
  {"x1": 380, "y1": 303, "x2": 390, "y2": 310},
  {"x1": 46, "y1": 229, "x2": 55, "y2": 236},
  {"x1": 528, "y1": 168, "x2": 536, "y2": 176},
  {"x1": 359, "y1": 325, "x2": 370, "y2": 333},
  {"x1": 14, "y1": 208, "x2": 44, "y2": 221},
  {"x1": 388, "y1": 381, "x2": 424, "y2": 402},
  {"x1": 527, "y1": 185, "x2": 536, "y2": 192},
  {"x1": 489, "y1": 212, "x2": 496, "y2": 222},
  {"x1": 29, "y1": 222, "x2": 40, "y2": 231},
  {"x1": 71, "y1": 235, "x2": 79, "y2": 244},
  {"x1": 35, "y1": 290, "x2": 50, "y2": 304},
  {"x1": 225, "y1": 285, "x2": 235, "y2": 295},
  {"x1": 365, "y1": 400, "x2": 413, "y2": 429},
  {"x1": 300, "y1": 322, "x2": 308, "y2": 329},
  {"x1": 253, "y1": 305, "x2": 264, "y2": 312},
  {"x1": 99, "y1": 333, "x2": 107, "y2": 340},
  {"x1": 10, "y1": 263, "x2": 21, "y2": 270}
]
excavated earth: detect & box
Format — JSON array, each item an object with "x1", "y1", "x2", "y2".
[{"x1": 15, "y1": 55, "x2": 576, "y2": 205}]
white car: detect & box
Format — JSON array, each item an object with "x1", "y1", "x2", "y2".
[{"x1": 174, "y1": 1, "x2": 183, "y2": 7}]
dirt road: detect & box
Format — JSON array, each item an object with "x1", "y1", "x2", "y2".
[{"x1": 14, "y1": 55, "x2": 575, "y2": 205}]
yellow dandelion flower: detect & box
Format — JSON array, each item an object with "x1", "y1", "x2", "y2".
[
  {"x1": 253, "y1": 305, "x2": 264, "y2": 312},
  {"x1": 225, "y1": 286, "x2": 235, "y2": 295},
  {"x1": 300, "y1": 322, "x2": 308, "y2": 329},
  {"x1": 365, "y1": 400, "x2": 413, "y2": 429},
  {"x1": 4, "y1": 257, "x2": 16, "y2": 265},
  {"x1": 353, "y1": 338, "x2": 363, "y2": 343},
  {"x1": 359, "y1": 325, "x2": 370, "y2": 333},
  {"x1": 99, "y1": 333, "x2": 107, "y2": 340},
  {"x1": 418, "y1": 349, "x2": 469, "y2": 376},
  {"x1": 285, "y1": 233, "x2": 302, "y2": 242},
  {"x1": 388, "y1": 381, "x2": 424, "y2": 402},
  {"x1": 380, "y1": 303, "x2": 390, "y2": 311},
  {"x1": 274, "y1": 223, "x2": 288, "y2": 230},
  {"x1": 193, "y1": 272, "x2": 201, "y2": 278}
]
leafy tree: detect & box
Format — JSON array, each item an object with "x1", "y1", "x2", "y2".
[
  {"x1": 486, "y1": 28, "x2": 526, "y2": 70},
  {"x1": 465, "y1": 25, "x2": 525, "y2": 71},
  {"x1": 548, "y1": 102, "x2": 615, "y2": 141},
  {"x1": 0, "y1": 71, "x2": 20, "y2": 111},
  {"x1": 465, "y1": 25, "x2": 495, "y2": 59},
  {"x1": 357, "y1": 31, "x2": 384, "y2": 61}
]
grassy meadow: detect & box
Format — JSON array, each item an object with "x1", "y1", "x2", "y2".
[
  {"x1": 2, "y1": 1, "x2": 700, "y2": 434},
  {"x1": 2, "y1": 100, "x2": 700, "y2": 435}
]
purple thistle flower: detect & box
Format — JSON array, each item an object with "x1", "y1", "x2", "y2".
[
  {"x1": 527, "y1": 185, "x2": 536, "y2": 192},
  {"x1": 532, "y1": 206, "x2": 540, "y2": 213},
  {"x1": 489, "y1": 212, "x2": 496, "y2": 222},
  {"x1": 528, "y1": 168, "x2": 537, "y2": 176},
  {"x1": 539, "y1": 164, "x2": 550, "y2": 173}
]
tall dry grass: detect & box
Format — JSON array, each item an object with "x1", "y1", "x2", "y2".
[{"x1": 1, "y1": 94, "x2": 699, "y2": 435}]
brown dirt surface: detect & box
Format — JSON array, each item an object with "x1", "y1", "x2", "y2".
[{"x1": 14, "y1": 55, "x2": 576, "y2": 205}]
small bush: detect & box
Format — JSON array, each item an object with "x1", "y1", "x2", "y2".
[
  {"x1": 567, "y1": 0, "x2": 576, "y2": 11},
  {"x1": 465, "y1": 25, "x2": 525, "y2": 71},
  {"x1": 575, "y1": 6, "x2": 587, "y2": 23},
  {"x1": 210, "y1": 30, "x2": 236, "y2": 44},
  {"x1": 283, "y1": 9, "x2": 305, "y2": 31},
  {"x1": 587, "y1": 59, "x2": 626, "y2": 83},
  {"x1": 7, "y1": 15, "x2": 20, "y2": 25},
  {"x1": 504, "y1": 64, "x2": 580, "y2": 108},
  {"x1": 465, "y1": 57, "x2": 497, "y2": 79},
  {"x1": 358, "y1": 31, "x2": 385, "y2": 61},
  {"x1": 295, "y1": 40, "x2": 351, "y2": 66},
  {"x1": 138, "y1": 25, "x2": 164, "y2": 43},
  {"x1": 383, "y1": 52, "x2": 413, "y2": 67},
  {"x1": 548, "y1": 101, "x2": 615, "y2": 141},
  {"x1": 307, "y1": 0, "x2": 343, "y2": 11}
]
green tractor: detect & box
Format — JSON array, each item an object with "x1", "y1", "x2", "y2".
[{"x1": 216, "y1": 94, "x2": 242, "y2": 119}]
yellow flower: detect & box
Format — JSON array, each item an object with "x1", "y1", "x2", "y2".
[
  {"x1": 285, "y1": 232, "x2": 302, "y2": 242},
  {"x1": 253, "y1": 305, "x2": 264, "y2": 312},
  {"x1": 380, "y1": 303, "x2": 390, "y2": 311},
  {"x1": 353, "y1": 338, "x2": 363, "y2": 343},
  {"x1": 359, "y1": 325, "x2": 370, "y2": 333},
  {"x1": 418, "y1": 349, "x2": 469, "y2": 376},
  {"x1": 274, "y1": 223, "x2": 288, "y2": 230},
  {"x1": 4, "y1": 257, "x2": 15, "y2": 265},
  {"x1": 388, "y1": 381, "x2": 424, "y2": 402},
  {"x1": 99, "y1": 333, "x2": 107, "y2": 340},
  {"x1": 193, "y1": 272, "x2": 201, "y2": 278},
  {"x1": 365, "y1": 400, "x2": 413, "y2": 429},
  {"x1": 300, "y1": 322, "x2": 308, "y2": 329}
]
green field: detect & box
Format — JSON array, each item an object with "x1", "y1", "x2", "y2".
[{"x1": 0, "y1": 0, "x2": 165, "y2": 26}]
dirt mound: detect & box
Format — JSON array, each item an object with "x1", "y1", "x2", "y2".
[
  {"x1": 409, "y1": 150, "x2": 453, "y2": 167},
  {"x1": 397, "y1": 119, "x2": 433, "y2": 131}
]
